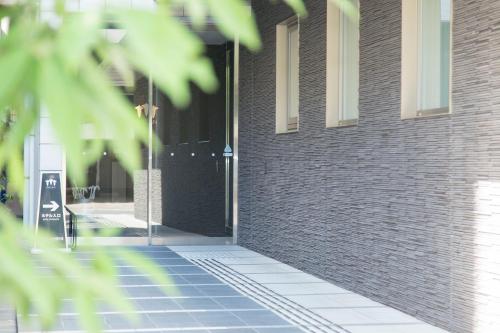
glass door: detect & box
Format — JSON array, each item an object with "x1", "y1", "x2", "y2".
[
  {"x1": 149, "y1": 41, "x2": 235, "y2": 245},
  {"x1": 65, "y1": 88, "x2": 151, "y2": 240}
]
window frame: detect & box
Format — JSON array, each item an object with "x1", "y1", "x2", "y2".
[
  {"x1": 276, "y1": 16, "x2": 300, "y2": 134},
  {"x1": 401, "y1": 0, "x2": 453, "y2": 119},
  {"x1": 326, "y1": 0, "x2": 360, "y2": 128}
]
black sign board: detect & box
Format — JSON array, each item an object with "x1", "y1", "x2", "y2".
[{"x1": 36, "y1": 172, "x2": 67, "y2": 247}]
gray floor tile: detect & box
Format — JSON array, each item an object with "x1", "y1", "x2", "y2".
[
  {"x1": 254, "y1": 327, "x2": 304, "y2": 333},
  {"x1": 101, "y1": 315, "x2": 128, "y2": 330},
  {"x1": 122, "y1": 275, "x2": 188, "y2": 285},
  {"x1": 233, "y1": 310, "x2": 290, "y2": 326},
  {"x1": 118, "y1": 266, "x2": 142, "y2": 274},
  {"x1": 196, "y1": 285, "x2": 241, "y2": 297},
  {"x1": 120, "y1": 275, "x2": 155, "y2": 285},
  {"x1": 176, "y1": 285, "x2": 205, "y2": 297},
  {"x1": 104, "y1": 313, "x2": 155, "y2": 329},
  {"x1": 124, "y1": 286, "x2": 166, "y2": 297},
  {"x1": 148, "y1": 312, "x2": 200, "y2": 328},
  {"x1": 167, "y1": 266, "x2": 207, "y2": 274},
  {"x1": 154, "y1": 258, "x2": 193, "y2": 266},
  {"x1": 214, "y1": 297, "x2": 264, "y2": 310},
  {"x1": 167, "y1": 275, "x2": 190, "y2": 285},
  {"x1": 146, "y1": 252, "x2": 182, "y2": 259},
  {"x1": 129, "y1": 246, "x2": 171, "y2": 252},
  {"x1": 209, "y1": 329, "x2": 257, "y2": 333},
  {"x1": 175, "y1": 298, "x2": 224, "y2": 310},
  {"x1": 191, "y1": 311, "x2": 247, "y2": 327},
  {"x1": 125, "y1": 285, "x2": 181, "y2": 297},
  {"x1": 160, "y1": 329, "x2": 211, "y2": 333},
  {"x1": 136, "y1": 298, "x2": 182, "y2": 311},
  {"x1": 182, "y1": 274, "x2": 223, "y2": 285}
]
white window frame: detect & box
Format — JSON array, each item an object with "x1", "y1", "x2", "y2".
[
  {"x1": 401, "y1": 0, "x2": 453, "y2": 119},
  {"x1": 326, "y1": 1, "x2": 360, "y2": 128},
  {"x1": 276, "y1": 16, "x2": 300, "y2": 134}
]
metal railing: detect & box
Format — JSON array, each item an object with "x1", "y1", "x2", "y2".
[{"x1": 64, "y1": 205, "x2": 78, "y2": 249}]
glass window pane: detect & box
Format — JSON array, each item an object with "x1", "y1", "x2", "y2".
[
  {"x1": 340, "y1": 2, "x2": 359, "y2": 121},
  {"x1": 418, "y1": 0, "x2": 450, "y2": 112},
  {"x1": 287, "y1": 22, "x2": 299, "y2": 130}
]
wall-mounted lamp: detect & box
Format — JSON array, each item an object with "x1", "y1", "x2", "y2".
[{"x1": 135, "y1": 103, "x2": 159, "y2": 119}]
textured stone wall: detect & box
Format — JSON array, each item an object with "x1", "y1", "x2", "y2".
[
  {"x1": 238, "y1": 1, "x2": 500, "y2": 332},
  {"x1": 133, "y1": 169, "x2": 162, "y2": 223}
]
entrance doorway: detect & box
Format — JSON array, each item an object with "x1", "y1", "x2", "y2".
[
  {"x1": 151, "y1": 42, "x2": 234, "y2": 244},
  {"x1": 66, "y1": 36, "x2": 236, "y2": 246}
]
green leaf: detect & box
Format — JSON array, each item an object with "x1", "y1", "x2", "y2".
[
  {"x1": 0, "y1": 48, "x2": 31, "y2": 107},
  {"x1": 207, "y1": 0, "x2": 261, "y2": 51},
  {"x1": 75, "y1": 290, "x2": 101, "y2": 333},
  {"x1": 38, "y1": 57, "x2": 86, "y2": 185},
  {"x1": 0, "y1": 1, "x2": 309, "y2": 333},
  {"x1": 328, "y1": 0, "x2": 359, "y2": 22},
  {"x1": 56, "y1": 12, "x2": 101, "y2": 70},
  {"x1": 179, "y1": 0, "x2": 208, "y2": 29},
  {"x1": 116, "y1": 8, "x2": 217, "y2": 108}
]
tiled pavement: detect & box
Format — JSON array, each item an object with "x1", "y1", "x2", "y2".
[
  {"x1": 170, "y1": 246, "x2": 450, "y2": 333},
  {"x1": 17, "y1": 245, "x2": 450, "y2": 333},
  {"x1": 18, "y1": 246, "x2": 305, "y2": 333}
]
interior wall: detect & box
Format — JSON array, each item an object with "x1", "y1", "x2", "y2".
[{"x1": 237, "y1": 1, "x2": 500, "y2": 332}]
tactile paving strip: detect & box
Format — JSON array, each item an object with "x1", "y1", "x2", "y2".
[{"x1": 190, "y1": 258, "x2": 351, "y2": 333}]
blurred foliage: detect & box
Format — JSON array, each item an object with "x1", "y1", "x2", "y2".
[
  {"x1": 0, "y1": 0, "x2": 355, "y2": 332},
  {"x1": 330, "y1": 0, "x2": 359, "y2": 21},
  {"x1": 0, "y1": 205, "x2": 178, "y2": 332}
]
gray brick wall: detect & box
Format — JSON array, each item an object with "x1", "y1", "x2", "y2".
[
  {"x1": 134, "y1": 169, "x2": 162, "y2": 223},
  {"x1": 237, "y1": 1, "x2": 500, "y2": 332}
]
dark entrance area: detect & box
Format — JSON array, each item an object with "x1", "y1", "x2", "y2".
[
  {"x1": 153, "y1": 43, "x2": 234, "y2": 237},
  {"x1": 65, "y1": 35, "x2": 234, "y2": 242}
]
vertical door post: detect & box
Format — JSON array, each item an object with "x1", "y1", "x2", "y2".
[{"x1": 147, "y1": 75, "x2": 153, "y2": 245}]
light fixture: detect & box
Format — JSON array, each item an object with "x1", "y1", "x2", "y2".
[{"x1": 135, "y1": 104, "x2": 159, "y2": 119}]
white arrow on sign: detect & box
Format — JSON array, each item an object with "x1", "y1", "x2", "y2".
[{"x1": 43, "y1": 201, "x2": 60, "y2": 212}]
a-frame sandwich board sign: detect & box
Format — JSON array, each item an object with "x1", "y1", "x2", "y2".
[{"x1": 33, "y1": 171, "x2": 69, "y2": 252}]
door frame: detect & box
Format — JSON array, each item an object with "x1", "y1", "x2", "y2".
[
  {"x1": 145, "y1": 40, "x2": 240, "y2": 245},
  {"x1": 232, "y1": 39, "x2": 240, "y2": 245}
]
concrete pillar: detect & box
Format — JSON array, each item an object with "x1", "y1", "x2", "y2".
[{"x1": 23, "y1": 108, "x2": 66, "y2": 227}]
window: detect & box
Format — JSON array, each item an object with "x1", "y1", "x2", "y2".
[
  {"x1": 402, "y1": 0, "x2": 452, "y2": 119},
  {"x1": 326, "y1": 0, "x2": 360, "y2": 128},
  {"x1": 276, "y1": 17, "x2": 299, "y2": 133}
]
